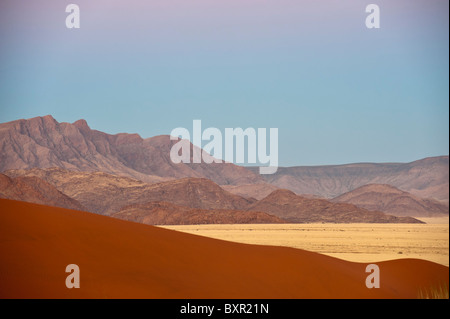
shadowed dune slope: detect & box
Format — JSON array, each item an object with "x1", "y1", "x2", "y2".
[{"x1": 0, "y1": 199, "x2": 447, "y2": 299}]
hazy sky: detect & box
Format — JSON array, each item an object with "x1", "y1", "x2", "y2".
[{"x1": 0, "y1": 0, "x2": 448, "y2": 166}]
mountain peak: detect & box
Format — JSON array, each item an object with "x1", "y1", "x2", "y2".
[
  {"x1": 264, "y1": 188, "x2": 298, "y2": 200},
  {"x1": 27, "y1": 114, "x2": 57, "y2": 127},
  {"x1": 73, "y1": 119, "x2": 90, "y2": 130},
  {"x1": 42, "y1": 114, "x2": 56, "y2": 121},
  {"x1": 115, "y1": 133, "x2": 143, "y2": 145}
]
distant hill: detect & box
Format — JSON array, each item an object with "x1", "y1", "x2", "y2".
[
  {"x1": 0, "y1": 173, "x2": 84, "y2": 211},
  {"x1": 5, "y1": 168, "x2": 422, "y2": 223},
  {"x1": 4, "y1": 168, "x2": 254, "y2": 215},
  {"x1": 247, "y1": 189, "x2": 423, "y2": 223},
  {"x1": 112, "y1": 201, "x2": 285, "y2": 225},
  {"x1": 332, "y1": 184, "x2": 449, "y2": 218},
  {"x1": 253, "y1": 156, "x2": 449, "y2": 202}
]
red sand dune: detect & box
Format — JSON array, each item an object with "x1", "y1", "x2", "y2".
[{"x1": 0, "y1": 198, "x2": 448, "y2": 299}]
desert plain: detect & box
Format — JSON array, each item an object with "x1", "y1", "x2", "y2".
[{"x1": 163, "y1": 218, "x2": 449, "y2": 267}]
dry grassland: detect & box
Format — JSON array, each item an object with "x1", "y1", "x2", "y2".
[{"x1": 162, "y1": 218, "x2": 449, "y2": 266}]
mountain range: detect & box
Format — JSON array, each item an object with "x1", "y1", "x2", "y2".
[
  {"x1": 0, "y1": 115, "x2": 448, "y2": 224},
  {"x1": 3, "y1": 167, "x2": 423, "y2": 224},
  {"x1": 253, "y1": 156, "x2": 449, "y2": 203}
]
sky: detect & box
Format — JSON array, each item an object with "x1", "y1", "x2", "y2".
[{"x1": 0, "y1": 0, "x2": 448, "y2": 166}]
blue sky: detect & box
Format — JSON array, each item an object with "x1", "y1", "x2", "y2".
[{"x1": 0, "y1": 0, "x2": 448, "y2": 166}]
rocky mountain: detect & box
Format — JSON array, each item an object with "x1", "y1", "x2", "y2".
[
  {"x1": 112, "y1": 201, "x2": 285, "y2": 225},
  {"x1": 247, "y1": 189, "x2": 423, "y2": 223},
  {"x1": 0, "y1": 173, "x2": 84, "y2": 211},
  {"x1": 4, "y1": 168, "x2": 255, "y2": 215},
  {"x1": 332, "y1": 184, "x2": 449, "y2": 217},
  {"x1": 254, "y1": 156, "x2": 449, "y2": 202},
  {"x1": 0, "y1": 115, "x2": 263, "y2": 186}
]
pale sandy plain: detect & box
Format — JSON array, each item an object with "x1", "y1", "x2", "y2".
[{"x1": 162, "y1": 217, "x2": 449, "y2": 267}]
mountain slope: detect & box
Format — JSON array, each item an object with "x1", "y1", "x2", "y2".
[
  {"x1": 332, "y1": 184, "x2": 449, "y2": 217},
  {"x1": 247, "y1": 189, "x2": 423, "y2": 223}
]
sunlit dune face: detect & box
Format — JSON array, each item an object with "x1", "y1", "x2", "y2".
[{"x1": 0, "y1": 198, "x2": 448, "y2": 299}]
